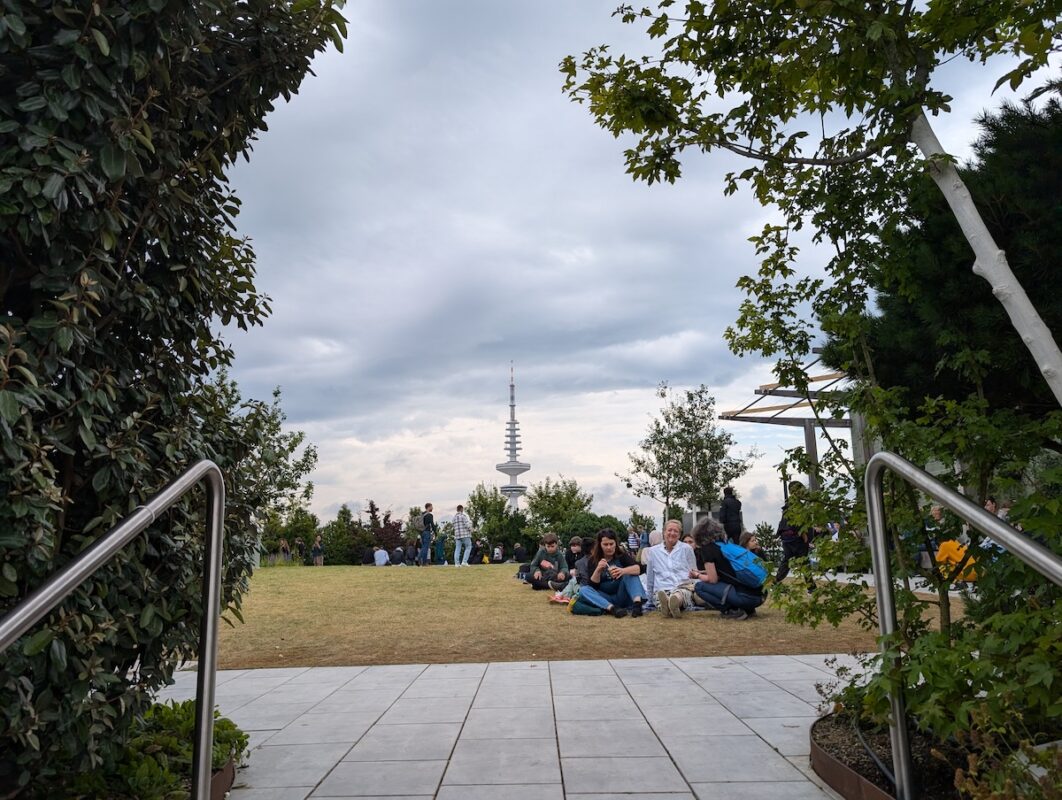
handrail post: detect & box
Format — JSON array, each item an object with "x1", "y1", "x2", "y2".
[
  {"x1": 865, "y1": 456, "x2": 916, "y2": 800},
  {"x1": 864, "y1": 451, "x2": 1062, "y2": 800},
  {"x1": 0, "y1": 460, "x2": 226, "y2": 800},
  {"x1": 192, "y1": 467, "x2": 225, "y2": 799}
]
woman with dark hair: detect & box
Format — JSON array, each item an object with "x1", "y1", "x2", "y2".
[{"x1": 579, "y1": 529, "x2": 645, "y2": 618}]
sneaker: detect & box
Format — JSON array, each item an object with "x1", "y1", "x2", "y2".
[
  {"x1": 548, "y1": 579, "x2": 566, "y2": 591},
  {"x1": 631, "y1": 602, "x2": 643, "y2": 618},
  {"x1": 745, "y1": 607, "x2": 757, "y2": 617},
  {"x1": 721, "y1": 608, "x2": 748, "y2": 621},
  {"x1": 611, "y1": 606, "x2": 628, "y2": 618},
  {"x1": 668, "y1": 593, "x2": 684, "y2": 619},
  {"x1": 656, "y1": 590, "x2": 671, "y2": 617}
]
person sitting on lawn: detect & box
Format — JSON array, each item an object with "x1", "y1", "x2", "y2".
[
  {"x1": 528, "y1": 533, "x2": 569, "y2": 590},
  {"x1": 691, "y1": 519, "x2": 766, "y2": 621},
  {"x1": 577, "y1": 529, "x2": 646, "y2": 618},
  {"x1": 373, "y1": 545, "x2": 390, "y2": 567},
  {"x1": 647, "y1": 519, "x2": 697, "y2": 618},
  {"x1": 513, "y1": 541, "x2": 528, "y2": 563},
  {"x1": 564, "y1": 536, "x2": 584, "y2": 574},
  {"x1": 640, "y1": 529, "x2": 662, "y2": 566}
]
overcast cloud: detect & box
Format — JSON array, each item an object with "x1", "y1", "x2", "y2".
[{"x1": 225, "y1": 1, "x2": 1042, "y2": 530}]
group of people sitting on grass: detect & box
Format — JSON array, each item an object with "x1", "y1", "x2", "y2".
[{"x1": 519, "y1": 517, "x2": 768, "y2": 621}]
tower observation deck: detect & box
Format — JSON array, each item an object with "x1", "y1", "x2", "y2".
[{"x1": 495, "y1": 366, "x2": 530, "y2": 510}]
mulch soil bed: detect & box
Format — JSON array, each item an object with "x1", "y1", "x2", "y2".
[{"x1": 813, "y1": 713, "x2": 965, "y2": 800}]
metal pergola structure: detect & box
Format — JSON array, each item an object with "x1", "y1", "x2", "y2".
[{"x1": 719, "y1": 355, "x2": 870, "y2": 491}]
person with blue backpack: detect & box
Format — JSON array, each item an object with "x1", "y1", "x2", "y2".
[{"x1": 689, "y1": 518, "x2": 767, "y2": 621}]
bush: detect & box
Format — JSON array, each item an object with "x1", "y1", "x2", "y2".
[
  {"x1": 63, "y1": 700, "x2": 248, "y2": 800},
  {"x1": 0, "y1": 0, "x2": 340, "y2": 792}
]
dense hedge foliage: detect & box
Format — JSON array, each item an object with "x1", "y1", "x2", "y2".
[{"x1": 0, "y1": 0, "x2": 342, "y2": 793}]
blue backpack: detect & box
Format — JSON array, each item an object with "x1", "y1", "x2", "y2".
[{"x1": 718, "y1": 542, "x2": 768, "y2": 588}]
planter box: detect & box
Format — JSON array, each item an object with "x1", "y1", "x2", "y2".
[
  {"x1": 810, "y1": 716, "x2": 894, "y2": 800},
  {"x1": 211, "y1": 759, "x2": 236, "y2": 800}
]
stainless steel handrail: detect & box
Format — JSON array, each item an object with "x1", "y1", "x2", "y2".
[
  {"x1": 865, "y1": 451, "x2": 1062, "y2": 800},
  {"x1": 0, "y1": 459, "x2": 225, "y2": 800}
]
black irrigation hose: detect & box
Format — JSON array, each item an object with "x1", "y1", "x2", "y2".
[{"x1": 852, "y1": 715, "x2": 897, "y2": 788}]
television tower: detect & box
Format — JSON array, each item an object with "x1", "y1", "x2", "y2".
[{"x1": 496, "y1": 365, "x2": 530, "y2": 510}]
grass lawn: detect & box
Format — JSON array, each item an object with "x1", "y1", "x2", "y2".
[{"x1": 217, "y1": 564, "x2": 882, "y2": 668}]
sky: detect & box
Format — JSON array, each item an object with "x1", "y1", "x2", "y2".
[{"x1": 224, "y1": 0, "x2": 1041, "y2": 531}]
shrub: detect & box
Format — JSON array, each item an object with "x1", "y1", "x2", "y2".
[
  {"x1": 0, "y1": 0, "x2": 340, "y2": 791},
  {"x1": 64, "y1": 700, "x2": 248, "y2": 800}
]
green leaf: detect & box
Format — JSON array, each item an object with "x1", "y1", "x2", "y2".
[
  {"x1": 90, "y1": 28, "x2": 110, "y2": 56},
  {"x1": 42, "y1": 173, "x2": 65, "y2": 201},
  {"x1": 100, "y1": 144, "x2": 126, "y2": 181},
  {"x1": 1, "y1": 563, "x2": 15, "y2": 582},
  {"x1": 0, "y1": 391, "x2": 20, "y2": 424},
  {"x1": 6, "y1": 14, "x2": 27, "y2": 36},
  {"x1": 50, "y1": 638, "x2": 67, "y2": 671},
  {"x1": 23, "y1": 629, "x2": 54, "y2": 657},
  {"x1": 55, "y1": 326, "x2": 74, "y2": 352}
]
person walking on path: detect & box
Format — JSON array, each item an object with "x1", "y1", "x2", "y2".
[
  {"x1": 418, "y1": 503, "x2": 436, "y2": 567},
  {"x1": 719, "y1": 486, "x2": 743, "y2": 545},
  {"x1": 452, "y1": 504, "x2": 473, "y2": 566}
]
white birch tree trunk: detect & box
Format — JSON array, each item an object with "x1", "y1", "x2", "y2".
[{"x1": 910, "y1": 112, "x2": 1062, "y2": 407}]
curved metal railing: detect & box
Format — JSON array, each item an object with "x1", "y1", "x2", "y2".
[
  {"x1": 865, "y1": 451, "x2": 1062, "y2": 800},
  {"x1": 0, "y1": 460, "x2": 225, "y2": 800}
]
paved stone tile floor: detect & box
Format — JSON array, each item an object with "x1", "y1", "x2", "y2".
[{"x1": 159, "y1": 655, "x2": 865, "y2": 799}]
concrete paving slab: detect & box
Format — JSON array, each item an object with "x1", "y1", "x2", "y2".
[
  {"x1": 239, "y1": 742, "x2": 351, "y2": 788},
  {"x1": 443, "y1": 737, "x2": 561, "y2": 785},
  {"x1": 229, "y1": 787, "x2": 313, "y2": 800},
  {"x1": 218, "y1": 654, "x2": 854, "y2": 798},
  {"x1": 377, "y1": 697, "x2": 472, "y2": 724},
  {"x1": 568, "y1": 795, "x2": 694, "y2": 800},
  {"x1": 265, "y1": 712, "x2": 378, "y2": 746},
  {"x1": 555, "y1": 693, "x2": 643, "y2": 721},
  {"x1": 312, "y1": 760, "x2": 446, "y2": 797},
  {"x1": 710, "y1": 688, "x2": 816, "y2": 718},
  {"x1": 401, "y1": 678, "x2": 481, "y2": 699},
  {"x1": 668, "y1": 736, "x2": 807, "y2": 783},
  {"x1": 437, "y1": 787, "x2": 562, "y2": 800},
  {"x1": 741, "y1": 716, "x2": 820, "y2": 757},
  {"x1": 557, "y1": 719, "x2": 665, "y2": 757},
  {"x1": 460, "y1": 706, "x2": 556, "y2": 739},
  {"x1": 562, "y1": 756, "x2": 688, "y2": 794},
  {"x1": 229, "y1": 700, "x2": 318, "y2": 731},
  {"x1": 344, "y1": 722, "x2": 461, "y2": 761},
  {"x1": 473, "y1": 685, "x2": 554, "y2": 709},
  {"x1": 691, "y1": 782, "x2": 830, "y2": 799}
]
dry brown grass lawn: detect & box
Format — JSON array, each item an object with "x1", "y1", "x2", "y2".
[{"x1": 218, "y1": 564, "x2": 883, "y2": 668}]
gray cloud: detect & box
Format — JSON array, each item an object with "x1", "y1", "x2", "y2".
[{"x1": 221, "y1": 0, "x2": 1038, "y2": 526}]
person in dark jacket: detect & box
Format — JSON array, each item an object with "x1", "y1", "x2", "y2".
[
  {"x1": 774, "y1": 481, "x2": 815, "y2": 592},
  {"x1": 719, "y1": 486, "x2": 743, "y2": 544}
]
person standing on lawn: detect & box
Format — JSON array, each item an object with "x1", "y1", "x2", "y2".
[
  {"x1": 452, "y1": 504, "x2": 473, "y2": 566},
  {"x1": 527, "y1": 533, "x2": 569, "y2": 590},
  {"x1": 774, "y1": 482, "x2": 815, "y2": 592},
  {"x1": 647, "y1": 519, "x2": 697, "y2": 618},
  {"x1": 418, "y1": 503, "x2": 436, "y2": 567},
  {"x1": 719, "y1": 486, "x2": 743, "y2": 544}
]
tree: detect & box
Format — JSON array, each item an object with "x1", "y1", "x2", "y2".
[
  {"x1": 823, "y1": 100, "x2": 1062, "y2": 418},
  {"x1": 627, "y1": 506, "x2": 656, "y2": 534},
  {"x1": 0, "y1": 0, "x2": 344, "y2": 790},
  {"x1": 562, "y1": 1, "x2": 1062, "y2": 405},
  {"x1": 525, "y1": 475, "x2": 594, "y2": 534},
  {"x1": 466, "y1": 483, "x2": 533, "y2": 555},
  {"x1": 620, "y1": 383, "x2": 756, "y2": 524}
]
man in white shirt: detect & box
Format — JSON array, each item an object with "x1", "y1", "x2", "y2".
[
  {"x1": 372, "y1": 546, "x2": 389, "y2": 567},
  {"x1": 646, "y1": 519, "x2": 697, "y2": 618},
  {"x1": 452, "y1": 504, "x2": 473, "y2": 566}
]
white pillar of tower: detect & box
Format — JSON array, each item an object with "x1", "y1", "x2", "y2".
[{"x1": 495, "y1": 365, "x2": 530, "y2": 510}]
